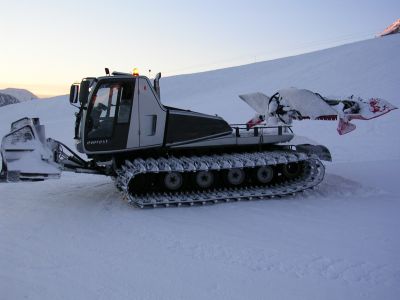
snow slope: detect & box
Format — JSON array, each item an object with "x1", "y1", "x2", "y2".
[
  {"x1": 161, "y1": 34, "x2": 400, "y2": 163},
  {"x1": 0, "y1": 36, "x2": 399, "y2": 300}
]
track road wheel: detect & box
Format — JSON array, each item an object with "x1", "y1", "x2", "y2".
[
  {"x1": 195, "y1": 171, "x2": 214, "y2": 189},
  {"x1": 256, "y1": 166, "x2": 274, "y2": 184},
  {"x1": 227, "y1": 168, "x2": 245, "y2": 186},
  {"x1": 164, "y1": 172, "x2": 183, "y2": 191},
  {"x1": 282, "y1": 162, "x2": 302, "y2": 179}
]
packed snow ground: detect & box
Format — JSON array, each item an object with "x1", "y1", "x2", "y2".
[
  {"x1": 1, "y1": 35, "x2": 399, "y2": 299},
  {"x1": 1, "y1": 161, "x2": 399, "y2": 300}
]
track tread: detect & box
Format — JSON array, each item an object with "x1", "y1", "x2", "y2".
[{"x1": 115, "y1": 150, "x2": 325, "y2": 208}]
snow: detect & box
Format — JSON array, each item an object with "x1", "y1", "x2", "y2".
[
  {"x1": 1, "y1": 165, "x2": 399, "y2": 299},
  {"x1": 1, "y1": 35, "x2": 400, "y2": 299}
]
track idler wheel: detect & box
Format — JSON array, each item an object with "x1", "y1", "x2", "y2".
[
  {"x1": 282, "y1": 162, "x2": 302, "y2": 179},
  {"x1": 195, "y1": 171, "x2": 214, "y2": 189},
  {"x1": 227, "y1": 168, "x2": 245, "y2": 185},
  {"x1": 256, "y1": 166, "x2": 274, "y2": 184},
  {"x1": 164, "y1": 172, "x2": 183, "y2": 191}
]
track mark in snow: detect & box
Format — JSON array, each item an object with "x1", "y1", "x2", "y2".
[
  {"x1": 163, "y1": 239, "x2": 400, "y2": 286},
  {"x1": 305, "y1": 173, "x2": 385, "y2": 200},
  {"x1": 302, "y1": 257, "x2": 399, "y2": 284}
]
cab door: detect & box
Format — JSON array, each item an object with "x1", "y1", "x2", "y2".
[{"x1": 84, "y1": 78, "x2": 137, "y2": 153}]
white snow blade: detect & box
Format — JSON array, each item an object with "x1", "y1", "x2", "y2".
[
  {"x1": 0, "y1": 117, "x2": 61, "y2": 181},
  {"x1": 239, "y1": 92, "x2": 270, "y2": 114}
]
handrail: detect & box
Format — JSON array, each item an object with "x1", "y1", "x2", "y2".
[
  {"x1": 229, "y1": 124, "x2": 292, "y2": 137},
  {"x1": 229, "y1": 123, "x2": 292, "y2": 129}
]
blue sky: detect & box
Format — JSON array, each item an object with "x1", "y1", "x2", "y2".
[{"x1": 0, "y1": 0, "x2": 399, "y2": 96}]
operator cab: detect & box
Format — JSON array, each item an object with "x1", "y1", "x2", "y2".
[
  {"x1": 69, "y1": 70, "x2": 232, "y2": 157},
  {"x1": 70, "y1": 71, "x2": 166, "y2": 155}
]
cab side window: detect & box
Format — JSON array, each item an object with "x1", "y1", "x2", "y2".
[
  {"x1": 117, "y1": 83, "x2": 133, "y2": 124},
  {"x1": 87, "y1": 81, "x2": 133, "y2": 139}
]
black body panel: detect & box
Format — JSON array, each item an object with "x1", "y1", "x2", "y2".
[{"x1": 165, "y1": 111, "x2": 232, "y2": 144}]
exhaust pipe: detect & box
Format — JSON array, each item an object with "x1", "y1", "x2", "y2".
[{"x1": 153, "y1": 72, "x2": 161, "y2": 99}]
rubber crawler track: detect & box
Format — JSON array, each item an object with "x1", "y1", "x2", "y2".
[{"x1": 115, "y1": 150, "x2": 325, "y2": 208}]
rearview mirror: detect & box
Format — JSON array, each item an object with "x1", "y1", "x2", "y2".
[
  {"x1": 69, "y1": 84, "x2": 79, "y2": 104},
  {"x1": 79, "y1": 79, "x2": 91, "y2": 105}
]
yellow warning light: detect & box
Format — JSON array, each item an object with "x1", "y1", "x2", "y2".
[{"x1": 133, "y1": 68, "x2": 139, "y2": 76}]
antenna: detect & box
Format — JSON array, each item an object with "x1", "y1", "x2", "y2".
[{"x1": 105, "y1": 68, "x2": 110, "y2": 76}]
